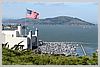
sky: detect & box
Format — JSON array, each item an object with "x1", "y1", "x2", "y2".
[{"x1": 2, "y1": 2, "x2": 98, "y2": 24}]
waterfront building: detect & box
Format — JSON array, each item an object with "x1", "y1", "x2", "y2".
[{"x1": 2, "y1": 24, "x2": 38, "y2": 50}]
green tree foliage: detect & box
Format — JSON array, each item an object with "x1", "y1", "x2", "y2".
[{"x1": 2, "y1": 48, "x2": 98, "y2": 65}]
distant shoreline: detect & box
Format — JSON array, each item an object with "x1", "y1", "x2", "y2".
[{"x1": 2, "y1": 16, "x2": 96, "y2": 26}]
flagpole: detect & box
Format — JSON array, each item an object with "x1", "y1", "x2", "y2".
[{"x1": 25, "y1": 9, "x2": 27, "y2": 36}]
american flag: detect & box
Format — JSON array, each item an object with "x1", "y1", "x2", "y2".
[{"x1": 26, "y1": 9, "x2": 39, "y2": 19}]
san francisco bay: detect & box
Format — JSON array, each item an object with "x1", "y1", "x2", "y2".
[{"x1": 27, "y1": 25, "x2": 98, "y2": 56}]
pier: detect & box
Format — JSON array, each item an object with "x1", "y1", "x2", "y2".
[{"x1": 80, "y1": 44, "x2": 87, "y2": 56}]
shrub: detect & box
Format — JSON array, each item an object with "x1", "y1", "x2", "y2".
[{"x1": 2, "y1": 47, "x2": 98, "y2": 65}]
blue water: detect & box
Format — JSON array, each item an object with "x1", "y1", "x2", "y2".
[{"x1": 26, "y1": 25, "x2": 98, "y2": 56}]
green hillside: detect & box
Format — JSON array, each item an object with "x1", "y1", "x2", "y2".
[
  {"x1": 2, "y1": 47, "x2": 98, "y2": 65},
  {"x1": 2, "y1": 16, "x2": 95, "y2": 25}
]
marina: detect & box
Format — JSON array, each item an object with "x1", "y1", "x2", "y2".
[{"x1": 38, "y1": 41, "x2": 87, "y2": 56}]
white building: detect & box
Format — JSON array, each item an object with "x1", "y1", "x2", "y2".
[{"x1": 2, "y1": 24, "x2": 38, "y2": 50}]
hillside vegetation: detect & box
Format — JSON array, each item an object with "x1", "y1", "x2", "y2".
[
  {"x1": 2, "y1": 16, "x2": 95, "y2": 25},
  {"x1": 2, "y1": 47, "x2": 98, "y2": 65}
]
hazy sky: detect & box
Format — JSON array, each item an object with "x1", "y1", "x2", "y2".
[{"x1": 2, "y1": 2, "x2": 98, "y2": 24}]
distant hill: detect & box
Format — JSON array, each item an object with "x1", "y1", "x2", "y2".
[{"x1": 2, "y1": 16, "x2": 95, "y2": 26}]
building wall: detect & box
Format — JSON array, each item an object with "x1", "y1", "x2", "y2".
[
  {"x1": 4, "y1": 34, "x2": 28, "y2": 49},
  {"x1": 0, "y1": 33, "x2": 5, "y2": 45},
  {"x1": 32, "y1": 36, "x2": 37, "y2": 47},
  {"x1": 2, "y1": 30, "x2": 16, "y2": 37}
]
